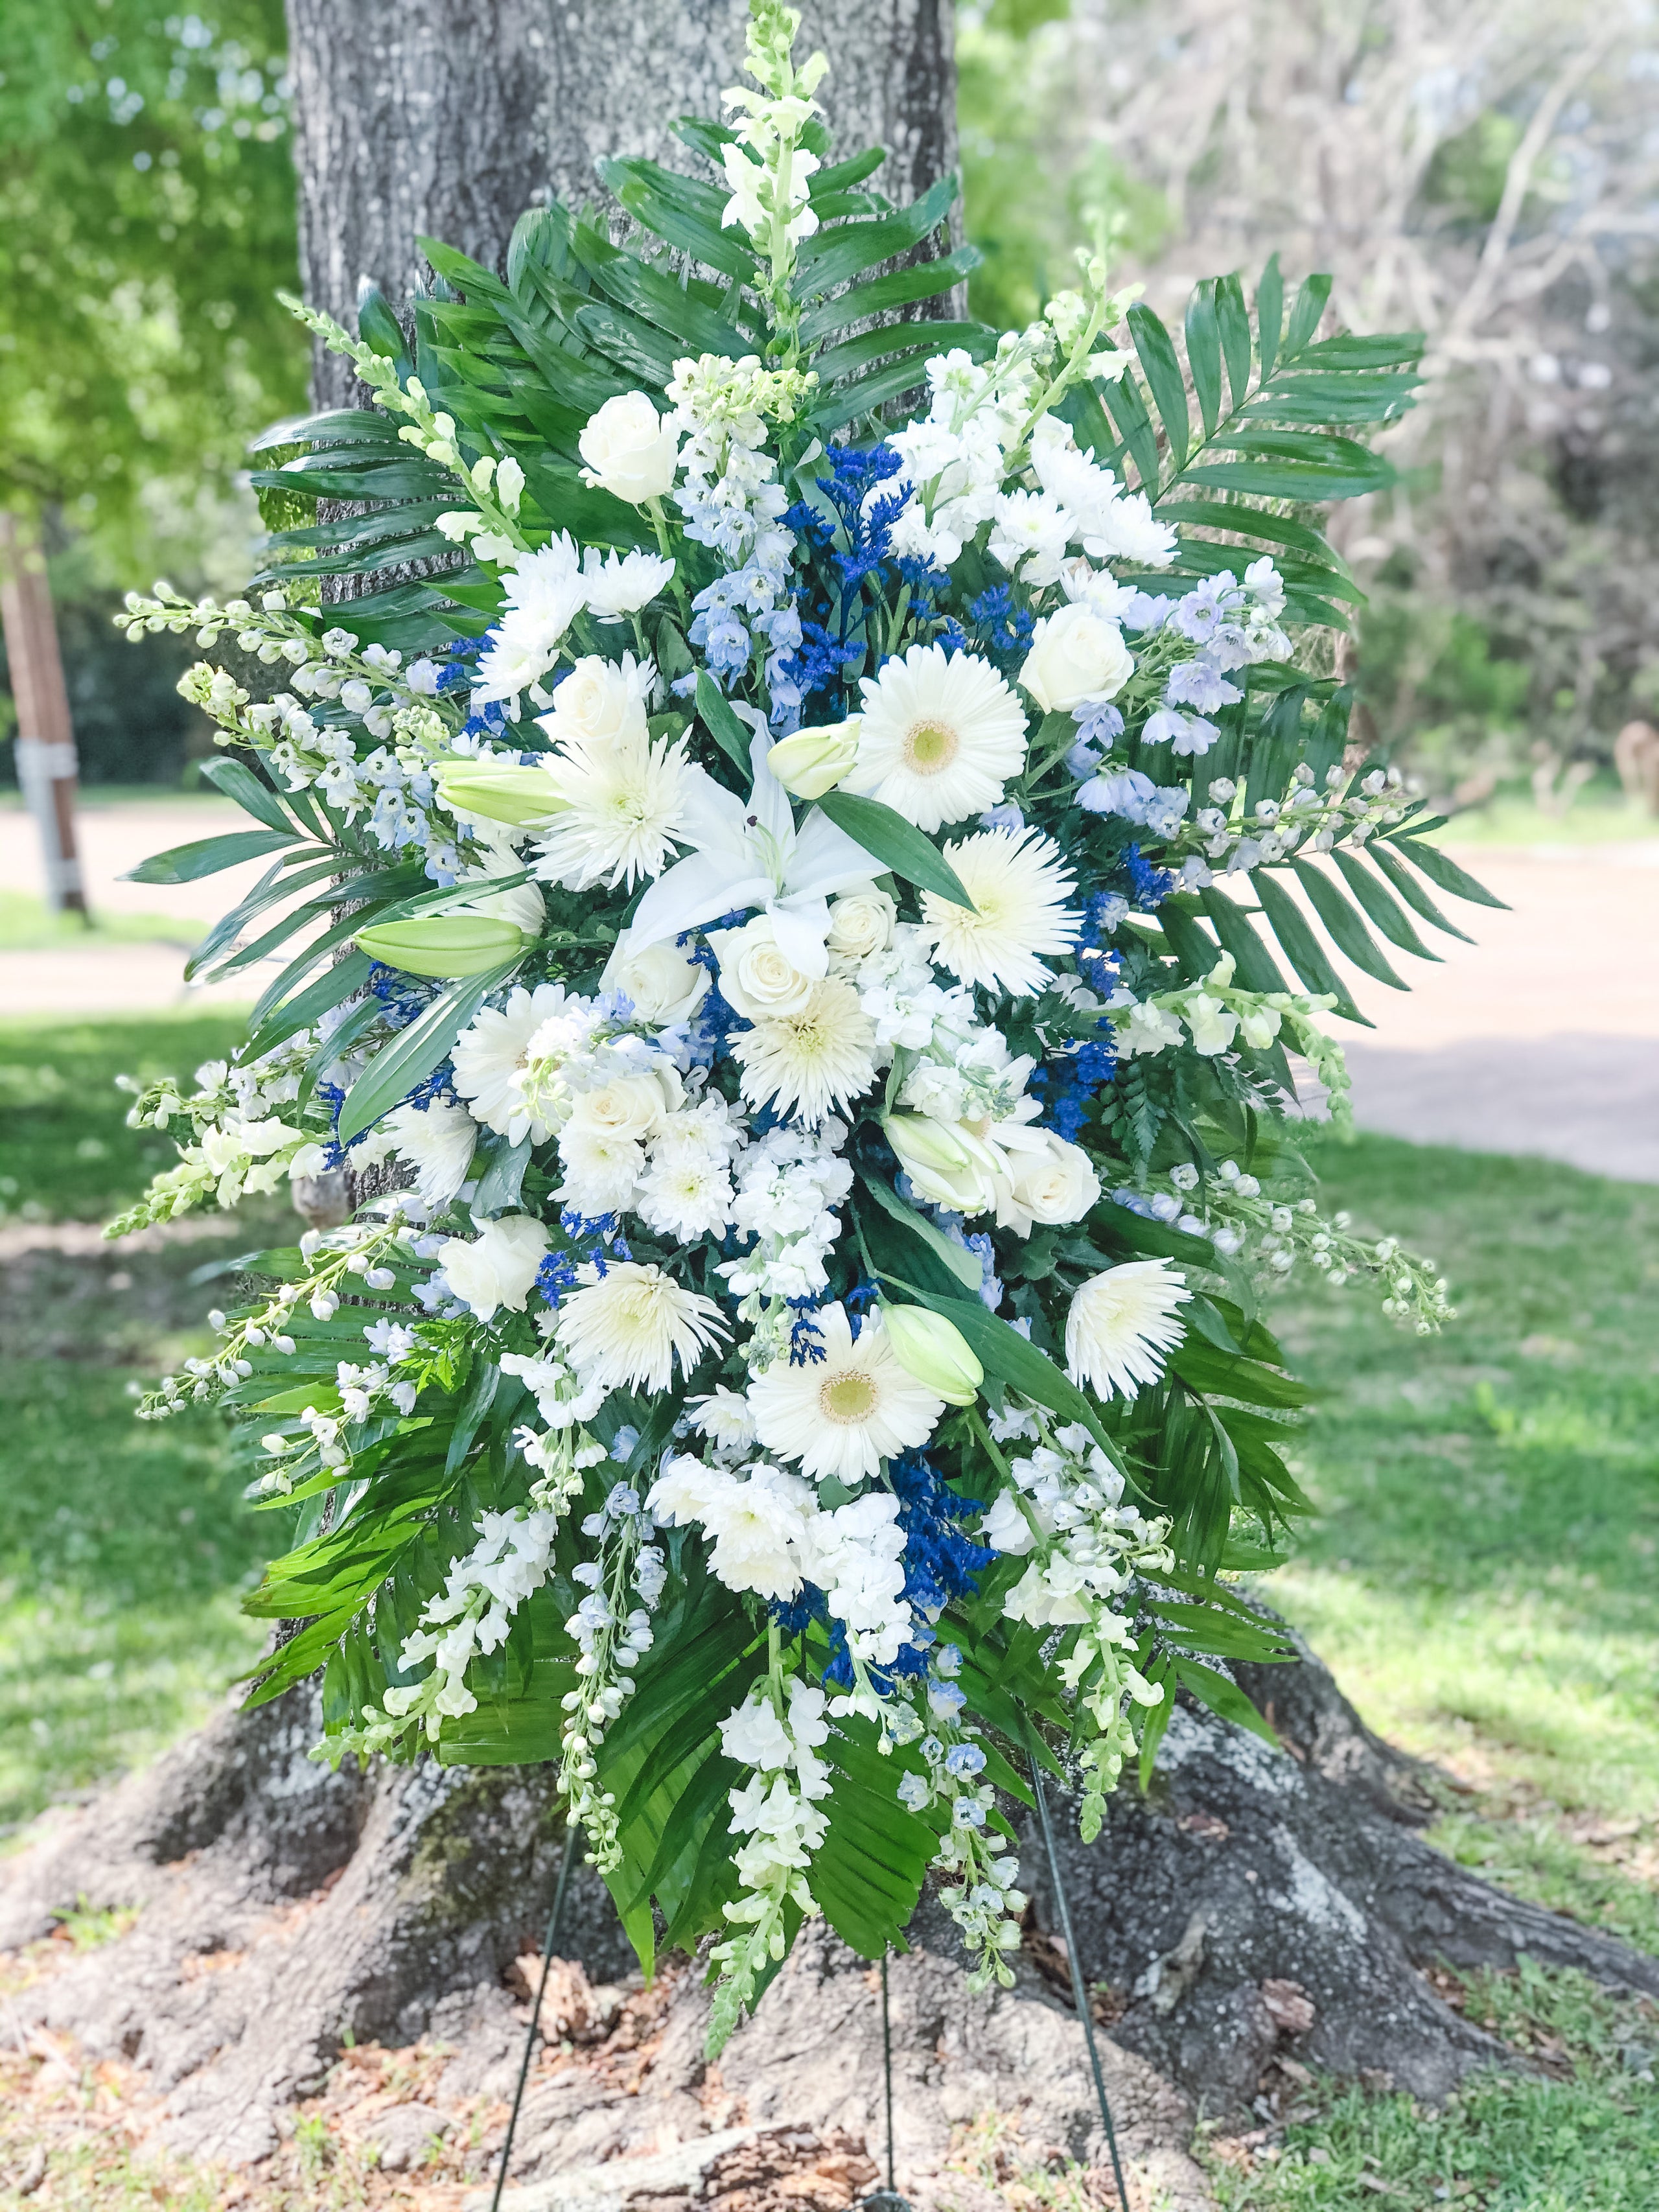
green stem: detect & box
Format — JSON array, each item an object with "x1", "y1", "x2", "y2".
[{"x1": 645, "y1": 498, "x2": 690, "y2": 623}]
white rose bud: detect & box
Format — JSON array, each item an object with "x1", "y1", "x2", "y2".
[
  {"x1": 1001, "y1": 1131, "x2": 1101, "y2": 1231},
  {"x1": 540, "y1": 653, "x2": 650, "y2": 746},
  {"x1": 601, "y1": 929, "x2": 711, "y2": 1026},
  {"x1": 767, "y1": 717, "x2": 862, "y2": 800},
  {"x1": 577, "y1": 391, "x2": 682, "y2": 505},
  {"x1": 825, "y1": 886, "x2": 897, "y2": 966},
  {"x1": 1018, "y1": 603, "x2": 1134, "y2": 714},
  {"x1": 709, "y1": 916, "x2": 817, "y2": 1019}
]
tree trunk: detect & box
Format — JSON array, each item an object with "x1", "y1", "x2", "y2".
[
  {"x1": 5, "y1": 1626, "x2": 1653, "y2": 2200},
  {"x1": 284, "y1": 0, "x2": 960, "y2": 411}
]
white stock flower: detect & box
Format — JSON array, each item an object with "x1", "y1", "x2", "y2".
[
  {"x1": 850, "y1": 644, "x2": 1028, "y2": 833},
  {"x1": 718, "y1": 1680, "x2": 796, "y2": 1770},
  {"x1": 1065, "y1": 1259, "x2": 1192, "y2": 1401},
  {"x1": 922, "y1": 828, "x2": 1081, "y2": 997},
  {"x1": 1018, "y1": 603, "x2": 1134, "y2": 714},
  {"x1": 601, "y1": 929, "x2": 712, "y2": 1026},
  {"x1": 749, "y1": 1303, "x2": 945, "y2": 1486},
  {"x1": 437, "y1": 1213, "x2": 550, "y2": 1322},
  {"x1": 555, "y1": 1261, "x2": 728, "y2": 1393},
  {"x1": 578, "y1": 391, "x2": 682, "y2": 504},
  {"x1": 581, "y1": 546, "x2": 676, "y2": 622},
  {"x1": 384, "y1": 1099, "x2": 478, "y2": 1206},
  {"x1": 730, "y1": 978, "x2": 879, "y2": 1126}
]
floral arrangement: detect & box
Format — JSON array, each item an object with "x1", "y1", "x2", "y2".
[{"x1": 113, "y1": 1, "x2": 1496, "y2": 2047}]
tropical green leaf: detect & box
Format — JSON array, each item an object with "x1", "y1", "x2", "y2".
[
  {"x1": 1185, "y1": 280, "x2": 1222, "y2": 438},
  {"x1": 695, "y1": 669, "x2": 755, "y2": 775},
  {"x1": 1331, "y1": 850, "x2": 1440, "y2": 961},
  {"x1": 1367, "y1": 843, "x2": 1476, "y2": 942},
  {"x1": 1387, "y1": 835, "x2": 1508, "y2": 910},
  {"x1": 797, "y1": 245, "x2": 981, "y2": 345},
  {"x1": 337, "y1": 966, "x2": 515, "y2": 1144},
  {"x1": 814, "y1": 791, "x2": 975, "y2": 909},
  {"x1": 1127, "y1": 301, "x2": 1190, "y2": 469},
  {"x1": 1250, "y1": 870, "x2": 1369, "y2": 1023},
  {"x1": 124, "y1": 828, "x2": 302, "y2": 883},
  {"x1": 1289, "y1": 859, "x2": 1408, "y2": 990}
]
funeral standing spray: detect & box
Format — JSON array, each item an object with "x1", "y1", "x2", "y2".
[{"x1": 111, "y1": 0, "x2": 1496, "y2": 2047}]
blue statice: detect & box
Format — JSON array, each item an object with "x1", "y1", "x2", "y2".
[
  {"x1": 559, "y1": 1209, "x2": 630, "y2": 1273},
  {"x1": 787, "y1": 1301, "x2": 827, "y2": 1366},
  {"x1": 1030, "y1": 1034, "x2": 1119, "y2": 1141},
  {"x1": 770, "y1": 1581, "x2": 829, "y2": 1637},
  {"x1": 889, "y1": 1447, "x2": 997, "y2": 1615},
  {"x1": 535, "y1": 1249, "x2": 580, "y2": 1307},
  {"x1": 1125, "y1": 841, "x2": 1175, "y2": 909},
  {"x1": 680, "y1": 927, "x2": 753, "y2": 1067},
  {"x1": 773, "y1": 442, "x2": 912, "y2": 719},
  {"x1": 966, "y1": 582, "x2": 1036, "y2": 660}
]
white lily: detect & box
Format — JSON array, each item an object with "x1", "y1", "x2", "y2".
[{"x1": 629, "y1": 728, "x2": 879, "y2": 975}]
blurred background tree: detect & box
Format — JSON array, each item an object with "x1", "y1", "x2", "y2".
[
  {"x1": 0, "y1": 0, "x2": 304, "y2": 784},
  {"x1": 6, "y1": 0, "x2": 1658, "y2": 815}
]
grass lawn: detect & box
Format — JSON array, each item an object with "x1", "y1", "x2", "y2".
[
  {"x1": 0, "y1": 1016, "x2": 1654, "y2": 2203},
  {"x1": 0, "y1": 891, "x2": 206, "y2": 953}
]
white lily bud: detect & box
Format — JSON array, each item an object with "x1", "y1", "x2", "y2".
[
  {"x1": 431, "y1": 756, "x2": 568, "y2": 829},
  {"x1": 354, "y1": 913, "x2": 531, "y2": 979},
  {"x1": 882, "y1": 1305, "x2": 984, "y2": 1407}
]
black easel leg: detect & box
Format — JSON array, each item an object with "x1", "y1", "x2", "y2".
[
  {"x1": 881, "y1": 1948, "x2": 896, "y2": 2195},
  {"x1": 491, "y1": 1819, "x2": 579, "y2": 2212},
  {"x1": 1025, "y1": 1747, "x2": 1132, "y2": 2211}
]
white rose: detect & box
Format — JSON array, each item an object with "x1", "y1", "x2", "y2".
[
  {"x1": 542, "y1": 653, "x2": 649, "y2": 747},
  {"x1": 710, "y1": 916, "x2": 817, "y2": 1019},
  {"x1": 1017, "y1": 602, "x2": 1134, "y2": 714},
  {"x1": 566, "y1": 1067, "x2": 682, "y2": 1144},
  {"x1": 826, "y1": 887, "x2": 898, "y2": 967},
  {"x1": 437, "y1": 1213, "x2": 550, "y2": 1321},
  {"x1": 577, "y1": 391, "x2": 682, "y2": 505},
  {"x1": 999, "y1": 1132, "x2": 1106, "y2": 1239},
  {"x1": 603, "y1": 929, "x2": 711, "y2": 1025}
]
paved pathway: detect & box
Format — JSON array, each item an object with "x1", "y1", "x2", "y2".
[{"x1": 5, "y1": 802, "x2": 1656, "y2": 1179}]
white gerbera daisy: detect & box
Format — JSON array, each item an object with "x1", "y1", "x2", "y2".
[
  {"x1": 581, "y1": 546, "x2": 677, "y2": 622},
  {"x1": 922, "y1": 827, "x2": 1081, "y2": 996},
  {"x1": 555, "y1": 1262, "x2": 728, "y2": 1394},
  {"x1": 749, "y1": 1303, "x2": 945, "y2": 1486},
  {"x1": 850, "y1": 643, "x2": 1028, "y2": 832},
  {"x1": 730, "y1": 979, "x2": 878, "y2": 1127},
  {"x1": 1065, "y1": 1259, "x2": 1192, "y2": 1401},
  {"x1": 533, "y1": 727, "x2": 691, "y2": 892},
  {"x1": 452, "y1": 983, "x2": 592, "y2": 1145}
]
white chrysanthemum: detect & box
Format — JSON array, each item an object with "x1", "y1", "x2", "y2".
[
  {"x1": 470, "y1": 536, "x2": 586, "y2": 707},
  {"x1": 850, "y1": 644, "x2": 1028, "y2": 832},
  {"x1": 452, "y1": 983, "x2": 590, "y2": 1145},
  {"x1": 749, "y1": 1303, "x2": 945, "y2": 1486},
  {"x1": 581, "y1": 546, "x2": 677, "y2": 622},
  {"x1": 636, "y1": 1146, "x2": 736, "y2": 1241},
  {"x1": 730, "y1": 979, "x2": 878, "y2": 1127},
  {"x1": 922, "y1": 828, "x2": 1081, "y2": 996},
  {"x1": 533, "y1": 728, "x2": 691, "y2": 892},
  {"x1": 1065, "y1": 1259, "x2": 1192, "y2": 1401},
  {"x1": 701, "y1": 1461, "x2": 817, "y2": 1600},
  {"x1": 555, "y1": 1123, "x2": 645, "y2": 1215},
  {"x1": 555, "y1": 1261, "x2": 728, "y2": 1394},
  {"x1": 689, "y1": 1386, "x2": 759, "y2": 1456},
  {"x1": 384, "y1": 1099, "x2": 478, "y2": 1206}
]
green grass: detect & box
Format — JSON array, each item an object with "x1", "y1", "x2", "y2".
[
  {"x1": 1202, "y1": 1963, "x2": 1658, "y2": 2209},
  {"x1": 0, "y1": 891, "x2": 205, "y2": 951},
  {"x1": 0, "y1": 1008, "x2": 251, "y2": 1224}
]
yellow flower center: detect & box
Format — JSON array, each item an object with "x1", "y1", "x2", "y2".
[
  {"x1": 820, "y1": 1371, "x2": 878, "y2": 1425},
  {"x1": 902, "y1": 717, "x2": 959, "y2": 776}
]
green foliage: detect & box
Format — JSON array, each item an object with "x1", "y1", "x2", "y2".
[{"x1": 0, "y1": 1, "x2": 305, "y2": 576}]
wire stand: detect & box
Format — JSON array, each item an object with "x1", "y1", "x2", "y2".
[
  {"x1": 1025, "y1": 1742, "x2": 1131, "y2": 2211},
  {"x1": 491, "y1": 1820, "x2": 579, "y2": 2212}
]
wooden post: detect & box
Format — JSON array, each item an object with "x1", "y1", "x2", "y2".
[{"x1": 0, "y1": 512, "x2": 89, "y2": 917}]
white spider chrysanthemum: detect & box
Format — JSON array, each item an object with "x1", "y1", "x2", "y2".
[
  {"x1": 533, "y1": 728, "x2": 692, "y2": 892},
  {"x1": 848, "y1": 642, "x2": 1028, "y2": 832},
  {"x1": 555, "y1": 1262, "x2": 728, "y2": 1395},
  {"x1": 581, "y1": 546, "x2": 677, "y2": 622},
  {"x1": 748, "y1": 1304, "x2": 946, "y2": 1486},
  {"x1": 451, "y1": 983, "x2": 592, "y2": 1145},
  {"x1": 1065, "y1": 1260, "x2": 1192, "y2": 1401},
  {"x1": 730, "y1": 979, "x2": 878, "y2": 1127},
  {"x1": 922, "y1": 827, "x2": 1081, "y2": 996}
]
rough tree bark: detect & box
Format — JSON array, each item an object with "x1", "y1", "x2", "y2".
[
  {"x1": 284, "y1": 0, "x2": 960, "y2": 410},
  {"x1": 5, "y1": 1627, "x2": 1655, "y2": 2203}
]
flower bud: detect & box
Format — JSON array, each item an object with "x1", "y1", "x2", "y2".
[
  {"x1": 883, "y1": 1112, "x2": 973, "y2": 1176},
  {"x1": 883, "y1": 1113, "x2": 1001, "y2": 1215},
  {"x1": 431, "y1": 756, "x2": 568, "y2": 828},
  {"x1": 767, "y1": 717, "x2": 861, "y2": 800},
  {"x1": 354, "y1": 914, "x2": 531, "y2": 979},
  {"x1": 882, "y1": 1305, "x2": 984, "y2": 1406}
]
